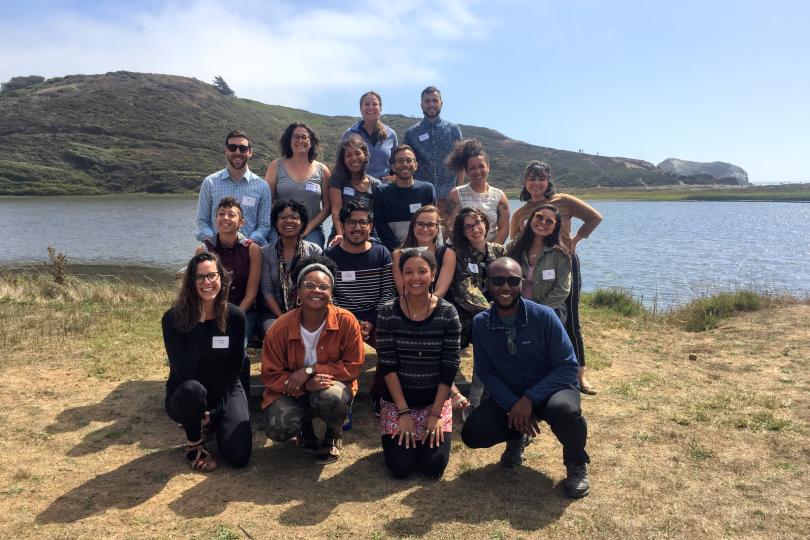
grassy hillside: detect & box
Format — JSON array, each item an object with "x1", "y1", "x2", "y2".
[{"x1": 0, "y1": 71, "x2": 721, "y2": 195}]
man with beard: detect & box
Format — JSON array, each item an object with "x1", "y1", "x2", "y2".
[
  {"x1": 196, "y1": 130, "x2": 272, "y2": 246},
  {"x1": 374, "y1": 144, "x2": 436, "y2": 251},
  {"x1": 461, "y1": 257, "x2": 591, "y2": 499},
  {"x1": 403, "y1": 87, "x2": 464, "y2": 221}
]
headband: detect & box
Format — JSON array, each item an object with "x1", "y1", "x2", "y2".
[{"x1": 296, "y1": 263, "x2": 335, "y2": 288}]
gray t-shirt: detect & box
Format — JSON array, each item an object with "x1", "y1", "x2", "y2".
[{"x1": 276, "y1": 160, "x2": 325, "y2": 222}]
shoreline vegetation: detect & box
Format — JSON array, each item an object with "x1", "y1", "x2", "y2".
[
  {"x1": 3, "y1": 183, "x2": 808, "y2": 202},
  {"x1": 1, "y1": 269, "x2": 807, "y2": 537}
]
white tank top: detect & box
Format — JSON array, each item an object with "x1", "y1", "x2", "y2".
[{"x1": 456, "y1": 183, "x2": 504, "y2": 242}]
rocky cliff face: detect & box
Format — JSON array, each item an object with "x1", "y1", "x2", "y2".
[{"x1": 658, "y1": 158, "x2": 749, "y2": 186}]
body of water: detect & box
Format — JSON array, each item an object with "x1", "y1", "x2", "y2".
[{"x1": 2, "y1": 196, "x2": 808, "y2": 307}]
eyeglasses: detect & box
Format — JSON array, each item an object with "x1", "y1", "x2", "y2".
[
  {"x1": 489, "y1": 276, "x2": 522, "y2": 287},
  {"x1": 292, "y1": 134, "x2": 311, "y2": 142},
  {"x1": 394, "y1": 157, "x2": 415, "y2": 165},
  {"x1": 463, "y1": 219, "x2": 484, "y2": 233},
  {"x1": 226, "y1": 144, "x2": 250, "y2": 153},
  {"x1": 414, "y1": 221, "x2": 438, "y2": 230},
  {"x1": 345, "y1": 218, "x2": 371, "y2": 228},
  {"x1": 194, "y1": 272, "x2": 221, "y2": 283},
  {"x1": 533, "y1": 214, "x2": 557, "y2": 226},
  {"x1": 301, "y1": 281, "x2": 331, "y2": 292}
]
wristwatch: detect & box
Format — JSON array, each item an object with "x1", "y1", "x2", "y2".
[{"x1": 305, "y1": 366, "x2": 316, "y2": 377}]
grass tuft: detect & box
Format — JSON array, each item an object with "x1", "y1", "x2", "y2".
[
  {"x1": 584, "y1": 288, "x2": 645, "y2": 317},
  {"x1": 668, "y1": 291, "x2": 764, "y2": 331}
]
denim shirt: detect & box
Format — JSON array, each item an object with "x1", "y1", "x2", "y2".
[
  {"x1": 404, "y1": 116, "x2": 462, "y2": 200},
  {"x1": 472, "y1": 298, "x2": 579, "y2": 411},
  {"x1": 196, "y1": 167, "x2": 272, "y2": 246}
]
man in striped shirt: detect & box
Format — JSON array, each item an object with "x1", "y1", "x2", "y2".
[
  {"x1": 324, "y1": 201, "x2": 397, "y2": 345},
  {"x1": 196, "y1": 130, "x2": 272, "y2": 246}
]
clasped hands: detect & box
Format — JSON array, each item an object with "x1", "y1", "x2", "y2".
[
  {"x1": 507, "y1": 396, "x2": 540, "y2": 436},
  {"x1": 283, "y1": 368, "x2": 335, "y2": 397}
]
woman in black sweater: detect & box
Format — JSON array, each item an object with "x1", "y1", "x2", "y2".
[
  {"x1": 376, "y1": 250, "x2": 461, "y2": 478},
  {"x1": 162, "y1": 252, "x2": 252, "y2": 472}
]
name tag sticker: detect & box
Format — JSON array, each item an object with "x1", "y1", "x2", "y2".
[
  {"x1": 542, "y1": 269, "x2": 556, "y2": 280},
  {"x1": 212, "y1": 336, "x2": 229, "y2": 349},
  {"x1": 341, "y1": 271, "x2": 356, "y2": 282},
  {"x1": 305, "y1": 182, "x2": 321, "y2": 193},
  {"x1": 409, "y1": 203, "x2": 421, "y2": 213},
  {"x1": 241, "y1": 196, "x2": 257, "y2": 207},
  {"x1": 343, "y1": 187, "x2": 356, "y2": 196},
  {"x1": 468, "y1": 263, "x2": 479, "y2": 274},
  {"x1": 418, "y1": 133, "x2": 430, "y2": 142}
]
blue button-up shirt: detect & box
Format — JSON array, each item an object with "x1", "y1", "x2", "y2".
[
  {"x1": 196, "y1": 167, "x2": 272, "y2": 246},
  {"x1": 404, "y1": 116, "x2": 462, "y2": 200}
]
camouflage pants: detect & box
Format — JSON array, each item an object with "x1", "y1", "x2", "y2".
[{"x1": 260, "y1": 381, "x2": 352, "y2": 442}]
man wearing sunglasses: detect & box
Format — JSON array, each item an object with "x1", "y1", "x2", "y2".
[
  {"x1": 461, "y1": 257, "x2": 590, "y2": 498},
  {"x1": 196, "y1": 130, "x2": 272, "y2": 247}
]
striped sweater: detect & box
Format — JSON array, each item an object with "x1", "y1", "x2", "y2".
[
  {"x1": 324, "y1": 243, "x2": 397, "y2": 326},
  {"x1": 376, "y1": 299, "x2": 461, "y2": 407}
]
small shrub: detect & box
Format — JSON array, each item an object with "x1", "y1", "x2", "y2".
[
  {"x1": 45, "y1": 246, "x2": 68, "y2": 285},
  {"x1": 671, "y1": 291, "x2": 764, "y2": 331},
  {"x1": 586, "y1": 288, "x2": 644, "y2": 317}
]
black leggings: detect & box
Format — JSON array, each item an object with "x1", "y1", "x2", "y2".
[
  {"x1": 165, "y1": 380, "x2": 252, "y2": 468},
  {"x1": 461, "y1": 388, "x2": 589, "y2": 465},
  {"x1": 564, "y1": 252, "x2": 585, "y2": 367},
  {"x1": 381, "y1": 433, "x2": 452, "y2": 479}
]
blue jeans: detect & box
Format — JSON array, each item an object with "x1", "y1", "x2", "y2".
[{"x1": 303, "y1": 225, "x2": 325, "y2": 248}]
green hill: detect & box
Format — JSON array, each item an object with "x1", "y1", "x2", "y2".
[{"x1": 0, "y1": 71, "x2": 725, "y2": 195}]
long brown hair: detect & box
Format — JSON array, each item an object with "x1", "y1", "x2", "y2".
[
  {"x1": 359, "y1": 91, "x2": 388, "y2": 143},
  {"x1": 401, "y1": 205, "x2": 440, "y2": 249},
  {"x1": 451, "y1": 207, "x2": 490, "y2": 256},
  {"x1": 507, "y1": 204, "x2": 569, "y2": 263},
  {"x1": 172, "y1": 252, "x2": 231, "y2": 332}
]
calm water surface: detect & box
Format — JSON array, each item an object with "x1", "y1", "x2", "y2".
[{"x1": 1, "y1": 196, "x2": 808, "y2": 306}]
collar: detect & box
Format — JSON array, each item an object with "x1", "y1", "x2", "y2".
[
  {"x1": 223, "y1": 166, "x2": 253, "y2": 183},
  {"x1": 487, "y1": 297, "x2": 529, "y2": 330},
  {"x1": 420, "y1": 115, "x2": 443, "y2": 127},
  {"x1": 286, "y1": 304, "x2": 340, "y2": 341}
]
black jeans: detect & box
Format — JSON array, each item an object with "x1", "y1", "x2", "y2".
[
  {"x1": 381, "y1": 433, "x2": 452, "y2": 479},
  {"x1": 165, "y1": 380, "x2": 252, "y2": 468},
  {"x1": 564, "y1": 252, "x2": 585, "y2": 367},
  {"x1": 461, "y1": 386, "x2": 589, "y2": 465}
]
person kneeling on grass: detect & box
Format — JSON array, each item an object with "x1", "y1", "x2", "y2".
[
  {"x1": 460, "y1": 257, "x2": 590, "y2": 498},
  {"x1": 376, "y1": 249, "x2": 461, "y2": 479},
  {"x1": 162, "y1": 252, "x2": 252, "y2": 473},
  {"x1": 259, "y1": 256, "x2": 365, "y2": 464}
]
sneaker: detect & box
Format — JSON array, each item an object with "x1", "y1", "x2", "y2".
[
  {"x1": 499, "y1": 434, "x2": 532, "y2": 468},
  {"x1": 314, "y1": 436, "x2": 342, "y2": 465},
  {"x1": 563, "y1": 463, "x2": 590, "y2": 498}
]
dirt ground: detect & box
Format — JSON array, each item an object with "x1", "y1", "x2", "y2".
[{"x1": 0, "y1": 295, "x2": 808, "y2": 539}]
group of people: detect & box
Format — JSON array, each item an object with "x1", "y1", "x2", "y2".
[{"x1": 162, "y1": 86, "x2": 602, "y2": 499}]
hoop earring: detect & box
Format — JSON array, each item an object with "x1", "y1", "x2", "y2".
[{"x1": 296, "y1": 297, "x2": 302, "y2": 306}]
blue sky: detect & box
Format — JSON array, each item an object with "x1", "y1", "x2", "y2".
[{"x1": 1, "y1": 0, "x2": 808, "y2": 183}]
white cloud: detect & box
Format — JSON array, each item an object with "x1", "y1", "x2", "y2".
[{"x1": 0, "y1": 0, "x2": 485, "y2": 108}]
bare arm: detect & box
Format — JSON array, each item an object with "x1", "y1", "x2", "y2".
[
  {"x1": 456, "y1": 169, "x2": 465, "y2": 187},
  {"x1": 239, "y1": 243, "x2": 261, "y2": 313},
  {"x1": 443, "y1": 189, "x2": 460, "y2": 240},
  {"x1": 328, "y1": 184, "x2": 344, "y2": 244},
  {"x1": 433, "y1": 247, "x2": 455, "y2": 299},
  {"x1": 304, "y1": 164, "x2": 331, "y2": 235},
  {"x1": 264, "y1": 159, "x2": 279, "y2": 201},
  {"x1": 494, "y1": 192, "x2": 510, "y2": 245},
  {"x1": 392, "y1": 250, "x2": 404, "y2": 296}
]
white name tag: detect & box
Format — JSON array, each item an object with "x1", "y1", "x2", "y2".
[
  {"x1": 542, "y1": 269, "x2": 556, "y2": 280},
  {"x1": 418, "y1": 132, "x2": 429, "y2": 142},
  {"x1": 409, "y1": 203, "x2": 422, "y2": 213},
  {"x1": 341, "y1": 271, "x2": 356, "y2": 282},
  {"x1": 212, "y1": 336, "x2": 229, "y2": 349},
  {"x1": 343, "y1": 186, "x2": 356, "y2": 196},
  {"x1": 305, "y1": 182, "x2": 321, "y2": 193},
  {"x1": 415, "y1": 246, "x2": 428, "y2": 252},
  {"x1": 241, "y1": 196, "x2": 256, "y2": 207},
  {"x1": 468, "y1": 263, "x2": 479, "y2": 274}
]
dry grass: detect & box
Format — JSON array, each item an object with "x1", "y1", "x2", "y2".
[{"x1": 0, "y1": 274, "x2": 808, "y2": 539}]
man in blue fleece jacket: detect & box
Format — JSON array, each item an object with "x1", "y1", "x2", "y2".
[{"x1": 461, "y1": 257, "x2": 590, "y2": 498}]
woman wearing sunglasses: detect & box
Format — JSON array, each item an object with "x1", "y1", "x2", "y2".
[
  {"x1": 506, "y1": 204, "x2": 571, "y2": 322},
  {"x1": 162, "y1": 252, "x2": 252, "y2": 473},
  {"x1": 265, "y1": 123, "x2": 332, "y2": 247},
  {"x1": 509, "y1": 161, "x2": 602, "y2": 395},
  {"x1": 259, "y1": 256, "x2": 365, "y2": 465},
  {"x1": 376, "y1": 249, "x2": 461, "y2": 478}
]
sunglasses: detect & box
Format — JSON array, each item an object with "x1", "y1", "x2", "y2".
[
  {"x1": 489, "y1": 276, "x2": 521, "y2": 287},
  {"x1": 226, "y1": 144, "x2": 251, "y2": 153},
  {"x1": 533, "y1": 214, "x2": 557, "y2": 226}
]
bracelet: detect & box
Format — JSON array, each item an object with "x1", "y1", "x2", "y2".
[
  {"x1": 429, "y1": 411, "x2": 442, "y2": 419},
  {"x1": 449, "y1": 389, "x2": 460, "y2": 397},
  {"x1": 396, "y1": 408, "x2": 411, "y2": 417}
]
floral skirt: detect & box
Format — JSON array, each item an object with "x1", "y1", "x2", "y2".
[{"x1": 379, "y1": 397, "x2": 453, "y2": 439}]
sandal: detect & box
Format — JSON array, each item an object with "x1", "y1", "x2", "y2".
[
  {"x1": 314, "y1": 436, "x2": 342, "y2": 465},
  {"x1": 579, "y1": 384, "x2": 598, "y2": 396},
  {"x1": 185, "y1": 440, "x2": 218, "y2": 472},
  {"x1": 450, "y1": 387, "x2": 470, "y2": 411}
]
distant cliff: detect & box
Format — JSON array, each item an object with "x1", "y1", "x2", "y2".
[
  {"x1": 0, "y1": 71, "x2": 742, "y2": 195},
  {"x1": 658, "y1": 158, "x2": 749, "y2": 186}
]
